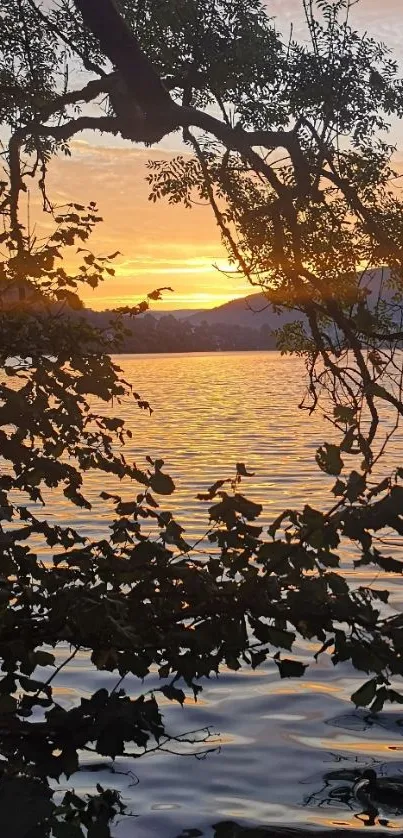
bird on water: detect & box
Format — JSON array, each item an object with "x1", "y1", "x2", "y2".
[{"x1": 353, "y1": 768, "x2": 403, "y2": 812}]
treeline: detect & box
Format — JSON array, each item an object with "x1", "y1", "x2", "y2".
[{"x1": 84, "y1": 311, "x2": 278, "y2": 352}]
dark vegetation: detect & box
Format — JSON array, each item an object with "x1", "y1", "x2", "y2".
[
  {"x1": 77, "y1": 266, "x2": 401, "y2": 353},
  {"x1": 2, "y1": 0, "x2": 403, "y2": 834},
  {"x1": 85, "y1": 310, "x2": 278, "y2": 351},
  {"x1": 115, "y1": 313, "x2": 276, "y2": 351}
]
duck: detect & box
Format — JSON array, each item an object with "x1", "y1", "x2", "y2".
[{"x1": 353, "y1": 768, "x2": 403, "y2": 812}]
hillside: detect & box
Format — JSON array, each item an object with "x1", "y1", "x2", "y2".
[
  {"x1": 75, "y1": 267, "x2": 396, "y2": 353},
  {"x1": 187, "y1": 292, "x2": 297, "y2": 329},
  {"x1": 187, "y1": 268, "x2": 393, "y2": 329}
]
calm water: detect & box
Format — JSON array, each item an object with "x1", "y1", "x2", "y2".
[{"x1": 39, "y1": 352, "x2": 403, "y2": 835}]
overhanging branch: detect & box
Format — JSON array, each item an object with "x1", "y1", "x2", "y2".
[
  {"x1": 37, "y1": 74, "x2": 119, "y2": 123},
  {"x1": 26, "y1": 0, "x2": 107, "y2": 77},
  {"x1": 8, "y1": 116, "x2": 119, "y2": 247},
  {"x1": 74, "y1": 0, "x2": 173, "y2": 117},
  {"x1": 72, "y1": 0, "x2": 305, "y2": 197}
]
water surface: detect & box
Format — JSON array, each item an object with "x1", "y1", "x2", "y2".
[{"x1": 39, "y1": 352, "x2": 403, "y2": 836}]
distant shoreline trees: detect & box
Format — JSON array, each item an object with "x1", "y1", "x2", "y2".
[{"x1": 82, "y1": 310, "x2": 278, "y2": 352}]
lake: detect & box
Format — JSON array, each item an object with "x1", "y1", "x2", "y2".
[{"x1": 42, "y1": 351, "x2": 403, "y2": 836}]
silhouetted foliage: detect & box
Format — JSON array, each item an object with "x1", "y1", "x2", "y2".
[
  {"x1": 79, "y1": 310, "x2": 278, "y2": 352},
  {"x1": 3, "y1": 0, "x2": 403, "y2": 835}
]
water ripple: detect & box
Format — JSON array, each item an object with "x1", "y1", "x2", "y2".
[{"x1": 30, "y1": 352, "x2": 403, "y2": 835}]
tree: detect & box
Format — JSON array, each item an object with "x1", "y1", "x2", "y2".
[{"x1": 2, "y1": 0, "x2": 403, "y2": 834}]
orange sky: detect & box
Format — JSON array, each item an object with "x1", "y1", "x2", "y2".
[
  {"x1": 36, "y1": 0, "x2": 403, "y2": 311},
  {"x1": 43, "y1": 143, "x2": 246, "y2": 311}
]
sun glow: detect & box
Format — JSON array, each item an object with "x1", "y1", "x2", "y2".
[{"x1": 42, "y1": 143, "x2": 253, "y2": 312}]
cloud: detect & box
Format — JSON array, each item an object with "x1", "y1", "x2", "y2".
[
  {"x1": 28, "y1": 0, "x2": 403, "y2": 311},
  {"x1": 38, "y1": 142, "x2": 243, "y2": 309}
]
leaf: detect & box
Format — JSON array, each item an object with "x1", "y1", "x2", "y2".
[
  {"x1": 256, "y1": 626, "x2": 296, "y2": 650},
  {"x1": 319, "y1": 551, "x2": 340, "y2": 568},
  {"x1": 332, "y1": 479, "x2": 346, "y2": 497},
  {"x1": 275, "y1": 657, "x2": 308, "y2": 678},
  {"x1": 371, "y1": 589, "x2": 389, "y2": 603},
  {"x1": 316, "y1": 443, "x2": 344, "y2": 476},
  {"x1": 100, "y1": 491, "x2": 120, "y2": 502},
  {"x1": 236, "y1": 463, "x2": 255, "y2": 477},
  {"x1": 59, "y1": 748, "x2": 80, "y2": 779},
  {"x1": 369, "y1": 686, "x2": 388, "y2": 714},
  {"x1": 161, "y1": 684, "x2": 185, "y2": 705},
  {"x1": 54, "y1": 290, "x2": 83, "y2": 310},
  {"x1": 102, "y1": 417, "x2": 124, "y2": 432},
  {"x1": 0, "y1": 694, "x2": 17, "y2": 713},
  {"x1": 234, "y1": 494, "x2": 262, "y2": 520},
  {"x1": 19, "y1": 675, "x2": 50, "y2": 694},
  {"x1": 351, "y1": 677, "x2": 377, "y2": 707},
  {"x1": 149, "y1": 470, "x2": 175, "y2": 495},
  {"x1": 250, "y1": 650, "x2": 267, "y2": 669},
  {"x1": 345, "y1": 470, "x2": 366, "y2": 502},
  {"x1": 386, "y1": 688, "x2": 403, "y2": 704},
  {"x1": 327, "y1": 572, "x2": 349, "y2": 595},
  {"x1": 225, "y1": 653, "x2": 241, "y2": 671},
  {"x1": 333, "y1": 405, "x2": 356, "y2": 425},
  {"x1": 196, "y1": 479, "x2": 227, "y2": 500},
  {"x1": 52, "y1": 823, "x2": 84, "y2": 838},
  {"x1": 373, "y1": 553, "x2": 403, "y2": 573},
  {"x1": 268, "y1": 509, "x2": 296, "y2": 538},
  {"x1": 34, "y1": 651, "x2": 55, "y2": 667},
  {"x1": 269, "y1": 627, "x2": 295, "y2": 650},
  {"x1": 147, "y1": 287, "x2": 174, "y2": 300}
]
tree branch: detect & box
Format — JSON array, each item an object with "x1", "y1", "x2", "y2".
[
  {"x1": 72, "y1": 0, "x2": 308, "y2": 198},
  {"x1": 31, "y1": 115, "x2": 119, "y2": 143},
  {"x1": 8, "y1": 116, "x2": 118, "y2": 245},
  {"x1": 74, "y1": 0, "x2": 173, "y2": 118},
  {"x1": 26, "y1": 0, "x2": 107, "y2": 77},
  {"x1": 37, "y1": 73, "x2": 119, "y2": 123}
]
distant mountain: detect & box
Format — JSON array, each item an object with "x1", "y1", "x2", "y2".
[
  {"x1": 186, "y1": 267, "x2": 393, "y2": 329},
  {"x1": 187, "y1": 292, "x2": 296, "y2": 329},
  {"x1": 83, "y1": 267, "x2": 393, "y2": 332},
  {"x1": 359, "y1": 266, "x2": 393, "y2": 304},
  {"x1": 77, "y1": 266, "x2": 396, "y2": 354},
  {"x1": 141, "y1": 308, "x2": 201, "y2": 320}
]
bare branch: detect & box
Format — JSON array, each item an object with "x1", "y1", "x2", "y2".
[
  {"x1": 8, "y1": 116, "x2": 118, "y2": 245},
  {"x1": 37, "y1": 73, "x2": 119, "y2": 122}
]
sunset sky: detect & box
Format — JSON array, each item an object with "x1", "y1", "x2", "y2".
[{"x1": 44, "y1": 0, "x2": 403, "y2": 311}]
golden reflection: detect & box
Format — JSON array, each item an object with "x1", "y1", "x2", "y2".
[
  {"x1": 157, "y1": 695, "x2": 209, "y2": 708},
  {"x1": 295, "y1": 735, "x2": 403, "y2": 755},
  {"x1": 310, "y1": 813, "x2": 402, "y2": 830},
  {"x1": 271, "y1": 680, "x2": 341, "y2": 695},
  {"x1": 310, "y1": 815, "x2": 355, "y2": 829},
  {"x1": 302, "y1": 681, "x2": 341, "y2": 694},
  {"x1": 340, "y1": 741, "x2": 403, "y2": 754},
  {"x1": 51, "y1": 686, "x2": 79, "y2": 697}
]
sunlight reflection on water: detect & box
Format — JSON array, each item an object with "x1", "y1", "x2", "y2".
[{"x1": 27, "y1": 352, "x2": 403, "y2": 835}]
